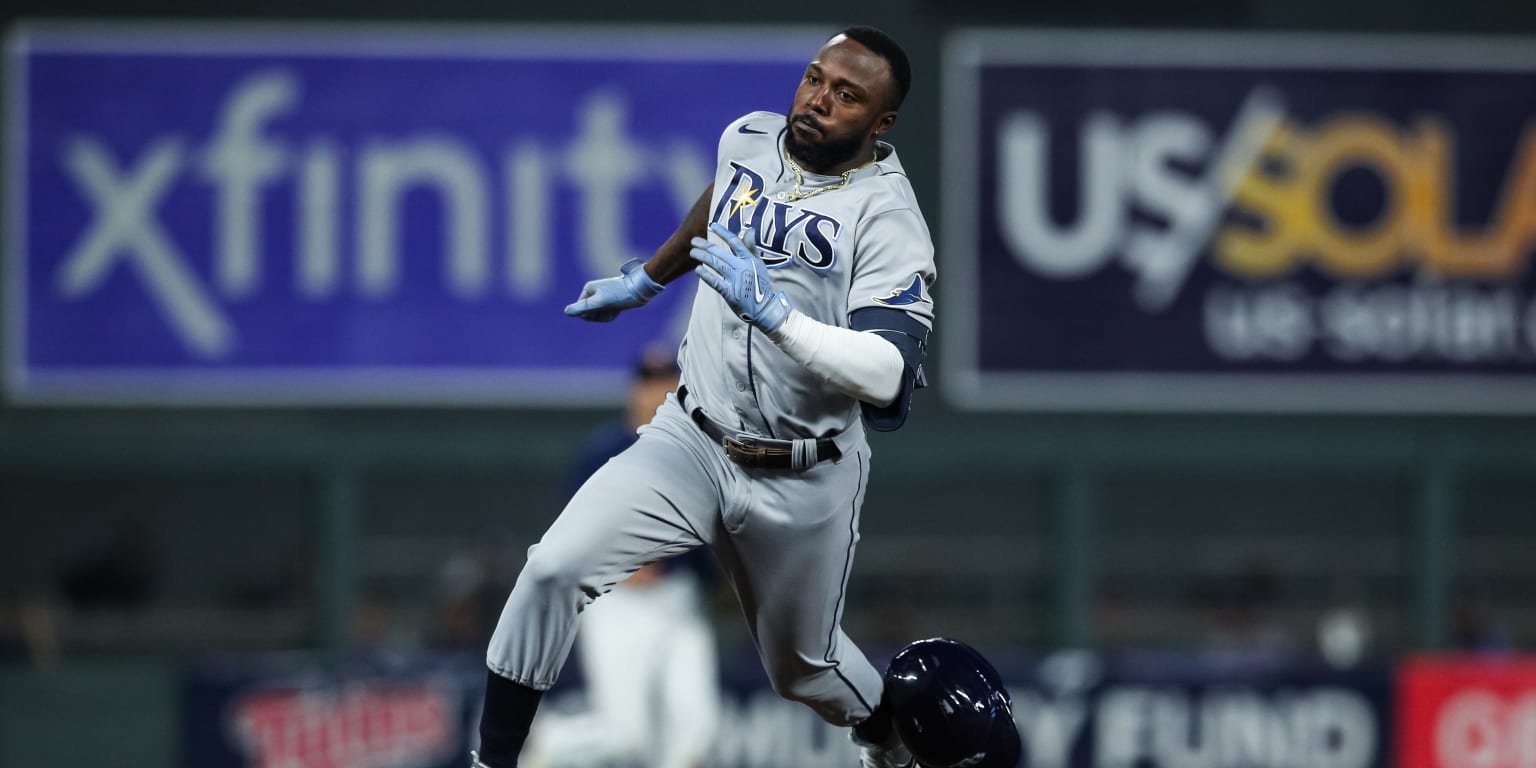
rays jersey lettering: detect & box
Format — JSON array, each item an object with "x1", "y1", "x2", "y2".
[
  {"x1": 683, "y1": 110, "x2": 935, "y2": 444},
  {"x1": 710, "y1": 162, "x2": 842, "y2": 271}
]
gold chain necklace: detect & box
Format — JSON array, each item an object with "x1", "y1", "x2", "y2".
[{"x1": 784, "y1": 149, "x2": 877, "y2": 203}]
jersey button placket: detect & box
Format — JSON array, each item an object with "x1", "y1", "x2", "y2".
[{"x1": 723, "y1": 319, "x2": 752, "y2": 424}]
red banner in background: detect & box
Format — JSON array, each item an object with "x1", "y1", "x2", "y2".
[{"x1": 1398, "y1": 657, "x2": 1536, "y2": 768}]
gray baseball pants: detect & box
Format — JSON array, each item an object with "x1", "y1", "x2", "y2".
[{"x1": 486, "y1": 392, "x2": 883, "y2": 726}]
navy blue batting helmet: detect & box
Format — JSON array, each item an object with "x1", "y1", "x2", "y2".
[{"x1": 883, "y1": 638, "x2": 1021, "y2": 768}]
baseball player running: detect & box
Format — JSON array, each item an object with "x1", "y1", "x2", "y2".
[{"x1": 474, "y1": 25, "x2": 934, "y2": 768}]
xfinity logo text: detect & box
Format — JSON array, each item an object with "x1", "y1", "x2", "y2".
[
  {"x1": 8, "y1": 26, "x2": 806, "y2": 403},
  {"x1": 54, "y1": 72, "x2": 708, "y2": 358}
]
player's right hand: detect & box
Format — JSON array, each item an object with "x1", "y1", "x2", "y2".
[
  {"x1": 564, "y1": 259, "x2": 665, "y2": 322},
  {"x1": 689, "y1": 224, "x2": 793, "y2": 333}
]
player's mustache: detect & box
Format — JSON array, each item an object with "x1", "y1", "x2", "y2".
[{"x1": 792, "y1": 114, "x2": 824, "y2": 134}]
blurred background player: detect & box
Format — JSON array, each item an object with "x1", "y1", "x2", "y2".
[{"x1": 522, "y1": 346, "x2": 721, "y2": 768}]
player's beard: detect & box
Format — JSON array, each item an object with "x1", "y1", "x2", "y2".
[{"x1": 785, "y1": 114, "x2": 866, "y2": 174}]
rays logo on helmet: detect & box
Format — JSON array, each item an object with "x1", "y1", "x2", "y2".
[{"x1": 873, "y1": 274, "x2": 927, "y2": 306}]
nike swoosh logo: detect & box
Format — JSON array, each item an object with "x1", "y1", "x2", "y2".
[
  {"x1": 751, "y1": 267, "x2": 766, "y2": 304},
  {"x1": 738, "y1": 125, "x2": 767, "y2": 134}
]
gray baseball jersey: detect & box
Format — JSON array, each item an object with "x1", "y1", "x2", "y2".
[
  {"x1": 680, "y1": 110, "x2": 936, "y2": 455},
  {"x1": 487, "y1": 110, "x2": 936, "y2": 733}
]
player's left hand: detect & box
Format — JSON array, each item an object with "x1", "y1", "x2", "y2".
[
  {"x1": 564, "y1": 259, "x2": 664, "y2": 322},
  {"x1": 689, "y1": 223, "x2": 793, "y2": 333}
]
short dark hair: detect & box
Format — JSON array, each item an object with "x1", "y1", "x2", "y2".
[
  {"x1": 836, "y1": 25, "x2": 911, "y2": 112},
  {"x1": 632, "y1": 343, "x2": 679, "y2": 382}
]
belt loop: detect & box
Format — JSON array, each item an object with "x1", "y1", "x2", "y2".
[{"x1": 790, "y1": 438, "x2": 818, "y2": 471}]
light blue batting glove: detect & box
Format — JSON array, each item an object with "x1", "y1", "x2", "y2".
[
  {"x1": 689, "y1": 223, "x2": 793, "y2": 333},
  {"x1": 564, "y1": 259, "x2": 664, "y2": 322}
]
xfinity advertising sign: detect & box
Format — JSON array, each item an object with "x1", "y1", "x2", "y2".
[
  {"x1": 942, "y1": 31, "x2": 1536, "y2": 411},
  {"x1": 5, "y1": 23, "x2": 813, "y2": 405}
]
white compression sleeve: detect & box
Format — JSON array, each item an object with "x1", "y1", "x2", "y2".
[{"x1": 766, "y1": 310, "x2": 904, "y2": 407}]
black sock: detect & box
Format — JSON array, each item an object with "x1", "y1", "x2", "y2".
[
  {"x1": 477, "y1": 670, "x2": 544, "y2": 767},
  {"x1": 852, "y1": 690, "x2": 896, "y2": 747}
]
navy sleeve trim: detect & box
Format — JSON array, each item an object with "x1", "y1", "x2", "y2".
[{"x1": 848, "y1": 307, "x2": 930, "y2": 432}]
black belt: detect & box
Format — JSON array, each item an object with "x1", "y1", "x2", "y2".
[{"x1": 678, "y1": 385, "x2": 841, "y2": 470}]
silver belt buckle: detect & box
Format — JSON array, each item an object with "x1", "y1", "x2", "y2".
[{"x1": 723, "y1": 433, "x2": 772, "y2": 464}]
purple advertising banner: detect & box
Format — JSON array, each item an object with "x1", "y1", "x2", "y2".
[
  {"x1": 5, "y1": 23, "x2": 818, "y2": 405},
  {"x1": 941, "y1": 31, "x2": 1536, "y2": 411}
]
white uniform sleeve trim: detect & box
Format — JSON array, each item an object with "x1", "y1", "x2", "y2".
[{"x1": 766, "y1": 310, "x2": 903, "y2": 407}]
